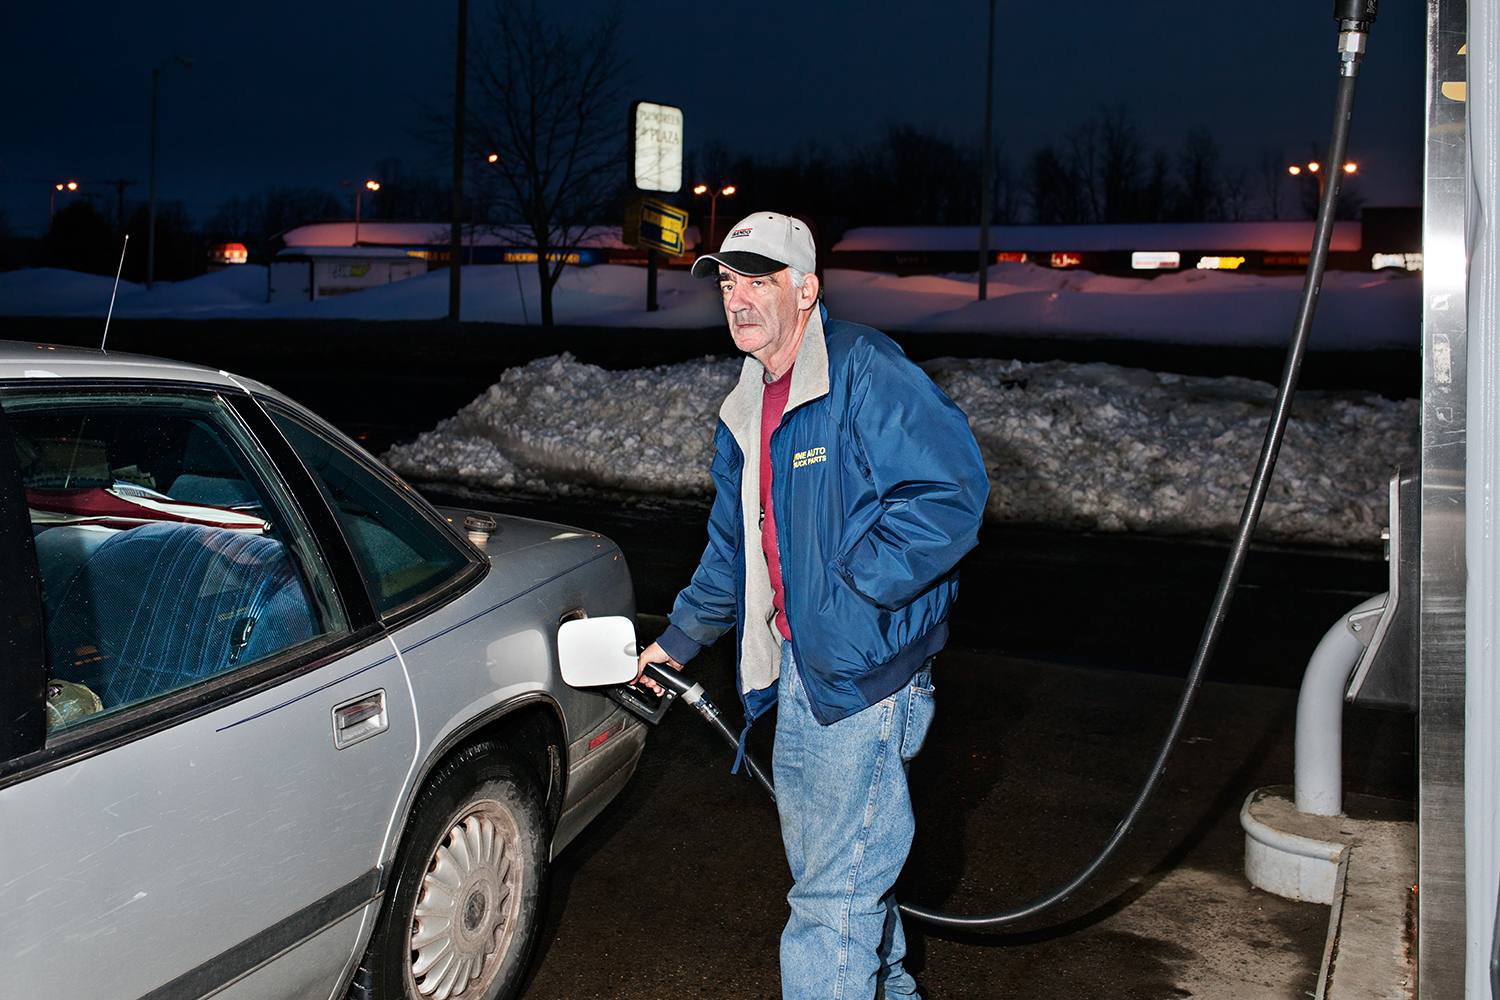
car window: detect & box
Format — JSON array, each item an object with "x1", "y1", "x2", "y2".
[
  {"x1": 268, "y1": 409, "x2": 471, "y2": 617},
  {"x1": 2, "y1": 389, "x2": 347, "y2": 733}
]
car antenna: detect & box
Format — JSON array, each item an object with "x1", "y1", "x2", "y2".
[{"x1": 100, "y1": 234, "x2": 129, "y2": 352}]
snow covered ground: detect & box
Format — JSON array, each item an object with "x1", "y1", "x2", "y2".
[
  {"x1": 0, "y1": 260, "x2": 1419, "y2": 348},
  {"x1": 384, "y1": 352, "x2": 1417, "y2": 548}
]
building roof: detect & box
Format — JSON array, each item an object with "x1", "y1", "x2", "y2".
[
  {"x1": 279, "y1": 221, "x2": 700, "y2": 250},
  {"x1": 832, "y1": 222, "x2": 1362, "y2": 253}
]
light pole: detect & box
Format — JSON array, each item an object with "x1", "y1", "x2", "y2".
[
  {"x1": 978, "y1": 0, "x2": 996, "y2": 301},
  {"x1": 50, "y1": 181, "x2": 78, "y2": 220},
  {"x1": 148, "y1": 55, "x2": 193, "y2": 290},
  {"x1": 692, "y1": 184, "x2": 735, "y2": 250},
  {"x1": 342, "y1": 180, "x2": 380, "y2": 245},
  {"x1": 450, "y1": 0, "x2": 468, "y2": 322}
]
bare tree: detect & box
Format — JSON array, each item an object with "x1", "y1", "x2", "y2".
[
  {"x1": 1256, "y1": 149, "x2": 1285, "y2": 220},
  {"x1": 468, "y1": 0, "x2": 628, "y2": 326},
  {"x1": 1222, "y1": 169, "x2": 1252, "y2": 221},
  {"x1": 1027, "y1": 146, "x2": 1086, "y2": 224},
  {"x1": 1098, "y1": 105, "x2": 1146, "y2": 223},
  {"x1": 1174, "y1": 126, "x2": 1222, "y2": 222},
  {"x1": 1065, "y1": 118, "x2": 1103, "y2": 222}
]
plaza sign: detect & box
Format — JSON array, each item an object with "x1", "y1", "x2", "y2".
[{"x1": 631, "y1": 101, "x2": 683, "y2": 193}]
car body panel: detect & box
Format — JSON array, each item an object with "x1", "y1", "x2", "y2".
[{"x1": 0, "y1": 638, "x2": 414, "y2": 998}]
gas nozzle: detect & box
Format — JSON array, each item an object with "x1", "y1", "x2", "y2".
[
  {"x1": 607, "y1": 662, "x2": 776, "y2": 800},
  {"x1": 605, "y1": 661, "x2": 706, "y2": 725},
  {"x1": 1334, "y1": 0, "x2": 1377, "y2": 76},
  {"x1": 1333, "y1": 0, "x2": 1378, "y2": 29}
]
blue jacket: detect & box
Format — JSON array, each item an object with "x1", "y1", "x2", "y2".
[{"x1": 658, "y1": 305, "x2": 989, "y2": 725}]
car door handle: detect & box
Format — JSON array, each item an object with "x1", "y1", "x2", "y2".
[{"x1": 332, "y1": 690, "x2": 388, "y2": 749}]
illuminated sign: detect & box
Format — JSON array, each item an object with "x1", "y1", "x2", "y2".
[
  {"x1": 1050, "y1": 252, "x2": 1082, "y2": 268},
  {"x1": 631, "y1": 101, "x2": 684, "y2": 193},
  {"x1": 207, "y1": 243, "x2": 248, "y2": 265},
  {"x1": 1371, "y1": 252, "x2": 1424, "y2": 271},
  {"x1": 1264, "y1": 254, "x2": 1310, "y2": 267},
  {"x1": 624, "y1": 196, "x2": 689, "y2": 255},
  {"x1": 1195, "y1": 256, "x2": 1246, "y2": 270},
  {"x1": 995, "y1": 252, "x2": 1027, "y2": 263},
  {"x1": 503, "y1": 250, "x2": 586, "y2": 265},
  {"x1": 1131, "y1": 251, "x2": 1180, "y2": 270}
]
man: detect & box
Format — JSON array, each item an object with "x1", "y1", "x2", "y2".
[{"x1": 636, "y1": 212, "x2": 987, "y2": 999}]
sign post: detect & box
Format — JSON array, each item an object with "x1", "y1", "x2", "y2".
[{"x1": 628, "y1": 101, "x2": 684, "y2": 311}]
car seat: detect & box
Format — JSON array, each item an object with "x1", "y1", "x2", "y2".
[{"x1": 47, "y1": 521, "x2": 321, "y2": 708}]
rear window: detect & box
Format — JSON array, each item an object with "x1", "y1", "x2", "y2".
[
  {"x1": 268, "y1": 409, "x2": 471, "y2": 616},
  {"x1": 3, "y1": 389, "x2": 346, "y2": 732}
]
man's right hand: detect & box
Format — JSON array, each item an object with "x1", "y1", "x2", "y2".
[{"x1": 635, "y1": 641, "x2": 684, "y2": 696}]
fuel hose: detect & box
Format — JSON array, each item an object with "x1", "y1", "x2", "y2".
[{"x1": 896, "y1": 0, "x2": 1382, "y2": 932}]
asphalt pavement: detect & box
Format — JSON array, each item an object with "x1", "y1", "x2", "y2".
[
  {"x1": 417, "y1": 487, "x2": 1414, "y2": 999},
  {"x1": 516, "y1": 616, "x2": 1412, "y2": 1000}
]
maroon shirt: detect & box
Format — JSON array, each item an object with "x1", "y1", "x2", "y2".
[{"x1": 760, "y1": 366, "x2": 794, "y2": 641}]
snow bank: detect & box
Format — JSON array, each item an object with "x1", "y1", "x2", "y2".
[
  {"x1": 0, "y1": 260, "x2": 1420, "y2": 347},
  {"x1": 383, "y1": 353, "x2": 1417, "y2": 547},
  {"x1": 824, "y1": 264, "x2": 1419, "y2": 349}
]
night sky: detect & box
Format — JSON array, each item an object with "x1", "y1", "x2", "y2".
[{"x1": 1, "y1": 1, "x2": 1427, "y2": 239}]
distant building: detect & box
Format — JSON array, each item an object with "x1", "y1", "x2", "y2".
[
  {"x1": 829, "y1": 209, "x2": 1421, "y2": 277},
  {"x1": 266, "y1": 221, "x2": 702, "y2": 302}
]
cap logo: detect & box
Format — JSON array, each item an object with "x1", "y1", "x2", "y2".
[{"x1": 730, "y1": 227, "x2": 753, "y2": 238}]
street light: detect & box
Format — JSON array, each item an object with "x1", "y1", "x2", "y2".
[
  {"x1": 692, "y1": 184, "x2": 735, "y2": 249},
  {"x1": 1288, "y1": 160, "x2": 1356, "y2": 202},
  {"x1": 148, "y1": 54, "x2": 193, "y2": 290},
  {"x1": 342, "y1": 180, "x2": 381, "y2": 246},
  {"x1": 50, "y1": 181, "x2": 78, "y2": 219}
]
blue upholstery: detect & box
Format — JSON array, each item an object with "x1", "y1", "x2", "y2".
[
  {"x1": 47, "y1": 522, "x2": 320, "y2": 708},
  {"x1": 33, "y1": 525, "x2": 114, "y2": 620}
]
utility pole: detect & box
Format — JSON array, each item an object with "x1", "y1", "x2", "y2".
[
  {"x1": 977, "y1": 0, "x2": 996, "y2": 301},
  {"x1": 449, "y1": 0, "x2": 468, "y2": 322},
  {"x1": 102, "y1": 178, "x2": 137, "y2": 234},
  {"x1": 148, "y1": 56, "x2": 192, "y2": 290}
]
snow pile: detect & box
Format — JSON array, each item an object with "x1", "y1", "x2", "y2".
[
  {"x1": 384, "y1": 353, "x2": 1418, "y2": 547},
  {"x1": 925, "y1": 358, "x2": 1416, "y2": 546},
  {"x1": 385, "y1": 354, "x2": 739, "y2": 495},
  {"x1": 0, "y1": 260, "x2": 1420, "y2": 348}
]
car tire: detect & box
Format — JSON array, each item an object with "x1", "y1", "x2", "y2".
[{"x1": 354, "y1": 742, "x2": 547, "y2": 1000}]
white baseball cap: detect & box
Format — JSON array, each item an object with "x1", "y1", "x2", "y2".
[{"x1": 691, "y1": 212, "x2": 816, "y2": 278}]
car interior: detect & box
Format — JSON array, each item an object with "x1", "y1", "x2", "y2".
[{"x1": 5, "y1": 395, "x2": 328, "y2": 731}]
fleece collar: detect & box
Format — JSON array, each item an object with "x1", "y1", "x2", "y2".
[{"x1": 718, "y1": 304, "x2": 831, "y2": 694}]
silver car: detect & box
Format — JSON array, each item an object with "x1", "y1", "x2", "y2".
[{"x1": 0, "y1": 344, "x2": 646, "y2": 1000}]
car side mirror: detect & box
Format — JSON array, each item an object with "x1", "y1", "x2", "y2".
[{"x1": 558, "y1": 616, "x2": 639, "y2": 687}]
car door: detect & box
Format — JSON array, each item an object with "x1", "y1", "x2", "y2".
[{"x1": 0, "y1": 383, "x2": 417, "y2": 1000}]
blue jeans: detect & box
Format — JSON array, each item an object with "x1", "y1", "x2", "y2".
[{"x1": 773, "y1": 641, "x2": 935, "y2": 1000}]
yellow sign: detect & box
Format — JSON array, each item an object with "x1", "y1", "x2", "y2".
[
  {"x1": 624, "y1": 196, "x2": 689, "y2": 256},
  {"x1": 503, "y1": 250, "x2": 585, "y2": 265}
]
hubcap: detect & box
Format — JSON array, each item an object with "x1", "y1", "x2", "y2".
[{"x1": 409, "y1": 803, "x2": 522, "y2": 999}]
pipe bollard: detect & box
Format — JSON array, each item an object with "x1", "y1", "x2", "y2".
[{"x1": 1293, "y1": 593, "x2": 1389, "y2": 816}]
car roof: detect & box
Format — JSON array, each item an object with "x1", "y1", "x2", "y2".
[{"x1": 0, "y1": 340, "x2": 241, "y2": 389}]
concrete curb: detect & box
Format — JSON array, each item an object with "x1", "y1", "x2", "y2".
[{"x1": 1241, "y1": 786, "x2": 1416, "y2": 999}]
